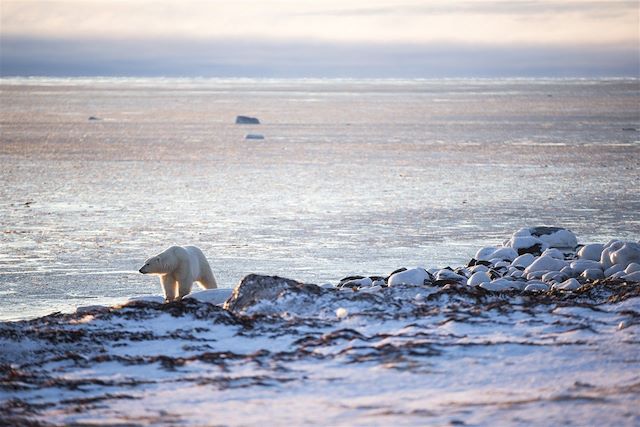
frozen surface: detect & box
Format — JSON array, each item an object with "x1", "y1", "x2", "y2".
[
  {"x1": 0, "y1": 78, "x2": 639, "y2": 321},
  {"x1": 1, "y1": 274, "x2": 639, "y2": 426}
]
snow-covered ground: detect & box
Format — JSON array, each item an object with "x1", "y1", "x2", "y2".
[{"x1": 2, "y1": 230, "x2": 639, "y2": 426}]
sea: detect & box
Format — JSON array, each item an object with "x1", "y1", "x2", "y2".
[
  {"x1": 0, "y1": 77, "x2": 638, "y2": 320},
  {"x1": 1, "y1": 78, "x2": 640, "y2": 426}
]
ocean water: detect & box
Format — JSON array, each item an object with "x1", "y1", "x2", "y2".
[{"x1": 0, "y1": 78, "x2": 639, "y2": 320}]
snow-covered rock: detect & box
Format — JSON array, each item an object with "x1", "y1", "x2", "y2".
[
  {"x1": 577, "y1": 244, "x2": 604, "y2": 261},
  {"x1": 505, "y1": 227, "x2": 577, "y2": 254},
  {"x1": 604, "y1": 264, "x2": 624, "y2": 277},
  {"x1": 480, "y1": 278, "x2": 521, "y2": 292},
  {"x1": 511, "y1": 253, "x2": 536, "y2": 269},
  {"x1": 570, "y1": 259, "x2": 602, "y2": 274},
  {"x1": 470, "y1": 264, "x2": 490, "y2": 273},
  {"x1": 388, "y1": 268, "x2": 429, "y2": 287},
  {"x1": 625, "y1": 263, "x2": 640, "y2": 274},
  {"x1": 541, "y1": 248, "x2": 565, "y2": 260},
  {"x1": 542, "y1": 271, "x2": 567, "y2": 283},
  {"x1": 435, "y1": 269, "x2": 466, "y2": 283},
  {"x1": 622, "y1": 271, "x2": 640, "y2": 282},
  {"x1": 341, "y1": 277, "x2": 373, "y2": 288},
  {"x1": 467, "y1": 271, "x2": 491, "y2": 287},
  {"x1": 525, "y1": 282, "x2": 549, "y2": 292},
  {"x1": 475, "y1": 247, "x2": 518, "y2": 262},
  {"x1": 610, "y1": 242, "x2": 640, "y2": 269},
  {"x1": 524, "y1": 255, "x2": 567, "y2": 274},
  {"x1": 580, "y1": 269, "x2": 604, "y2": 281},
  {"x1": 553, "y1": 278, "x2": 581, "y2": 291}
]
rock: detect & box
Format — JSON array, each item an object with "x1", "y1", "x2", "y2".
[
  {"x1": 570, "y1": 259, "x2": 602, "y2": 274},
  {"x1": 493, "y1": 260, "x2": 511, "y2": 268},
  {"x1": 388, "y1": 268, "x2": 429, "y2": 287},
  {"x1": 600, "y1": 241, "x2": 624, "y2": 270},
  {"x1": 622, "y1": 271, "x2": 640, "y2": 282},
  {"x1": 224, "y1": 274, "x2": 324, "y2": 312},
  {"x1": 610, "y1": 242, "x2": 640, "y2": 269},
  {"x1": 524, "y1": 255, "x2": 567, "y2": 274},
  {"x1": 467, "y1": 271, "x2": 491, "y2": 287},
  {"x1": 524, "y1": 282, "x2": 549, "y2": 292},
  {"x1": 506, "y1": 236, "x2": 546, "y2": 255},
  {"x1": 435, "y1": 269, "x2": 466, "y2": 283},
  {"x1": 88, "y1": 116, "x2": 102, "y2": 121},
  {"x1": 541, "y1": 271, "x2": 567, "y2": 283},
  {"x1": 625, "y1": 263, "x2": 640, "y2": 274},
  {"x1": 475, "y1": 247, "x2": 519, "y2": 262},
  {"x1": 510, "y1": 270, "x2": 524, "y2": 279},
  {"x1": 604, "y1": 264, "x2": 624, "y2": 277},
  {"x1": 245, "y1": 133, "x2": 265, "y2": 140},
  {"x1": 577, "y1": 244, "x2": 604, "y2": 261},
  {"x1": 470, "y1": 264, "x2": 490, "y2": 273},
  {"x1": 341, "y1": 277, "x2": 373, "y2": 289},
  {"x1": 235, "y1": 115, "x2": 260, "y2": 124},
  {"x1": 553, "y1": 278, "x2": 581, "y2": 291},
  {"x1": 480, "y1": 278, "x2": 519, "y2": 292},
  {"x1": 506, "y1": 227, "x2": 577, "y2": 253},
  {"x1": 580, "y1": 268, "x2": 604, "y2": 281},
  {"x1": 511, "y1": 253, "x2": 536, "y2": 269},
  {"x1": 541, "y1": 248, "x2": 565, "y2": 259},
  {"x1": 610, "y1": 271, "x2": 626, "y2": 279}
]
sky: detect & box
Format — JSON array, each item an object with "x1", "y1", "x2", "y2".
[{"x1": 1, "y1": 0, "x2": 639, "y2": 77}]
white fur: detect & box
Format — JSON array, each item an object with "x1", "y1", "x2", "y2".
[{"x1": 139, "y1": 246, "x2": 217, "y2": 302}]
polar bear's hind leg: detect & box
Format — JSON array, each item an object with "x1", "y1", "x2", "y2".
[{"x1": 177, "y1": 274, "x2": 194, "y2": 299}]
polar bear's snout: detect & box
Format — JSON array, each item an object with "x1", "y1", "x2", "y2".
[{"x1": 139, "y1": 264, "x2": 149, "y2": 274}]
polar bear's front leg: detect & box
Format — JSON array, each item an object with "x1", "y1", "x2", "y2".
[{"x1": 161, "y1": 275, "x2": 177, "y2": 302}]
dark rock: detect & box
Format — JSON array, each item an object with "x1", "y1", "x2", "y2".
[
  {"x1": 529, "y1": 226, "x2": 564, "y2": 237},
  {"x1": 235, "y1": 115, "x2": 260, "y2": 124},
  {"x1": 224, "y1": 274, "x2": 326, "y2": 313},
  {"x1": 517, "y1": 243, "x2": 543, "y2": 256}
]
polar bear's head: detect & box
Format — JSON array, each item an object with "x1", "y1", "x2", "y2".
[{"x1": 139, "y1": 248, "x2": 175, "y2": 275}]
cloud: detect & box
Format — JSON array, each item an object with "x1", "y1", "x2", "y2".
[
  {"x1": 297, "y1": 1, "x2": 638, "y2": 18},
  {"x1": 1, "y1": 36, "x2": 638, "y2": 78},
  {"x1": 1, "y1": 1, "x2": 637, "y2": 45}
]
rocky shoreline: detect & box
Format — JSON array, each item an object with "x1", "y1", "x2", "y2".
[{"x1": 1, "y1": 227, "x2": 639, "y2": 426}]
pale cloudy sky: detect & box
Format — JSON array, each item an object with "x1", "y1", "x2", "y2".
[{"x1": 1, "y1": 0, "x2": 639, "y2": 77}]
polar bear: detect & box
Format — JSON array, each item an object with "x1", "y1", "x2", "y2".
[{"x1": 139, "y1": 246, "x2": 217, "y2": 302}]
